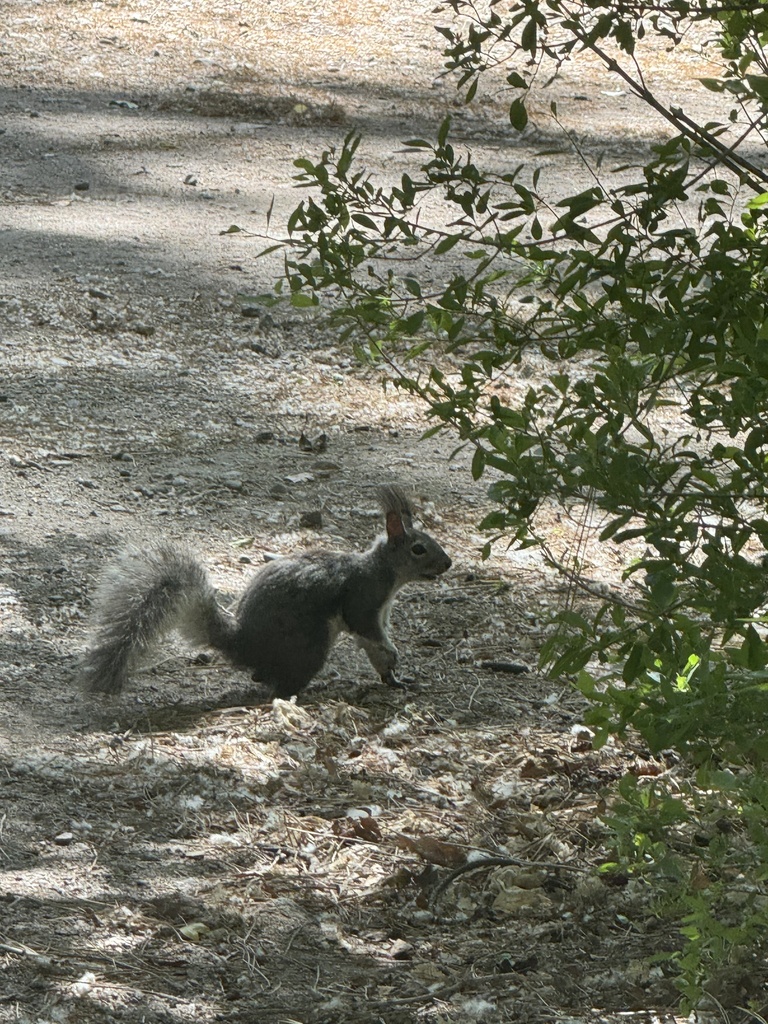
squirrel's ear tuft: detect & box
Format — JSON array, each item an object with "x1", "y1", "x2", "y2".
[{"x1": 378, "y1": 485, "x2": 415, "y2": 530}]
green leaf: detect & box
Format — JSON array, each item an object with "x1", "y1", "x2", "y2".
[
  {"x1": 435, "y1": 234, "x2": 461, "y2": 254},
  {"x1": 520, "y1": 16, "x2": 537, "y2": 53},
  {"x1": 293, "y1": 157, "x2": 316, "y2": 174},
  {"x1": 352, "y1": 214, "x2": 379, "y2": 230},
  {"x1": 437, "y1": 115, "x2": 452, "y2": 148},
  {"x1": 471, "y1": 446, "x2": 486, "y2": 480},
  {"x1": 614, "y1": 18, "x2": 634, "y2": 54},
  {"x1": 401, "y1": 310, "x2": 425, "y2": 334},
  {"x1": 699, "y1": 77, "x2": 725, "y2": 93},
  {"x1": 256, "y1": 244, "x2": 284, "y2": 259},
  {"x1": 508, "y1": 98, "x2": 528, "y2": 131},
  {"x1": 746, "y1": 74, "x2": 768, "y2": 100}
]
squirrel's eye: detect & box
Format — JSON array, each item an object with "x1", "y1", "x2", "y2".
[{"x1": 412, "y1": 543, "x2": 427, "y2": 557}]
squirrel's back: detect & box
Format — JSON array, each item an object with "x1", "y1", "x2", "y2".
[{"x1": 234, "y1": 550, "x2": 364, "y2": 696}]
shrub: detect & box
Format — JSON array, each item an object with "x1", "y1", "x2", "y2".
[{"x1": 260, "y1": 1, "x2": 768, "y2": 1007}]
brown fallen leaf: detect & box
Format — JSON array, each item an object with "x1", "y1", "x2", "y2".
[
  {"x1": 397, "y1": 834, "x2": 467, "y2": 867},
  {"x1": 332, "y1": 816, "x2": 382, "y2": 844}
]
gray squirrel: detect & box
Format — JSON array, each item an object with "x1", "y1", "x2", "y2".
[{"x1": 80, "y1": 485, "x2": 452, "y2": 698}]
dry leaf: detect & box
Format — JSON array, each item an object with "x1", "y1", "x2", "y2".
[
  {"x1": 332, "y1": 816, "x2": 382, "y2": 844},
  {"x1": 397, "y1": 834, "x2": 467, "y2": 867}
]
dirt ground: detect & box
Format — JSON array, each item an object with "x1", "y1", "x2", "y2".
[{"x1": 0, "y1": 3, "x2": 751, "y2": 1022}]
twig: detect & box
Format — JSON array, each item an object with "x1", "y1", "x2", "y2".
[
  {"x1": 568, "y1": 23, "x2": 768, "y2": 192},
  {"x1": 431, "y1": 854, "x2": 586, "y2": 903}
]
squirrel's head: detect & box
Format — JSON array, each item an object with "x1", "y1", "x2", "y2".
[{"x1": 379, "y1": 485, "x2": 452, "y2": 580}]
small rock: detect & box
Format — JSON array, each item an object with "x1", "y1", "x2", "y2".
[
  {"x1": 285, "y1": 472, "x2": 314, "y2": 485},
  {"x1": 492, "y1": 886, "x2": 552, "y2": 914},
  {"x1": 182, "y1": 921, "x2": 211, "y2": 942},
  {"x1": 74, "y1": 181, "x2": 90, "y2": 192},
  {"x1": 248, "y1": 340, "x2": 279, "y2": 357},
  {"x1": 299, "y1": 432, "x2": 327, "y2": 453},
  {"x1": 71, "y1": 971, "x2": 97, "y2": 997},
  {"x1": 299, "y1": 510, "x2": 323, "y2": 529},
  {"x1": 131, "y1": 322, "x2": 155, "y2": 336},
  {"x1": 390, "y1": 939, "x2": 414, "y2": 960},
  {"x1": 255, "y1": 431, "x2": 274, "y2": 443},
  {"x1": 53, "y1": 832, "x2": 75, "y2": 846},
  {"x1": 184, "y1": 174, "x2": 198, "y2": 186},
  {"x1": 221, "y1": 472, "x2": 244, "y2": 491}
]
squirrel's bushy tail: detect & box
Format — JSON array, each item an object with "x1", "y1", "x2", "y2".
[{"x1": 80, "y1": 543, "x2": 236, "y2": 694}]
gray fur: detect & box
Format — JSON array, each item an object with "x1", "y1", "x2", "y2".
[
  {"x1": 80, "y1": 487, "x2": 451, "y2": 698},
  {"x1": 80, "y1": 543, "x2": 237, "y2": 695}
]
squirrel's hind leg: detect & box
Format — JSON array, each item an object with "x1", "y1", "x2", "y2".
[{"x1": 237, "y1": 614, "x2": 337, "y2": 699}]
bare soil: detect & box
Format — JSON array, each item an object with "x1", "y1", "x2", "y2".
[{"x1": 0, "y1": 3, "x2": 748, "y2": 1022}]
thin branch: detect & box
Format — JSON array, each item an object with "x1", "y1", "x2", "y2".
[{"x1": 431, "y1": 853, "x2": 588, "y2": 904}]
